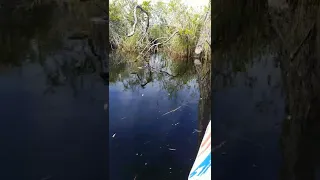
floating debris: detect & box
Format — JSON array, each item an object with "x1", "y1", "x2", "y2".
[
  {"x1": 162, "y1": 106, "x2": 182, "y2": 116},
  {"x1": 169, "y1": 168, "x2": 172, "y2": 170},
  {"x1": 213, "y1": 141, "x2": 227, "y2": 152},
  {"x1": 104, "y1": 103, "x2": 108, "y2": 110},
  {"x1": 137, "y1": 66, "x2": 143, "y2": 69},
  {"x1": 193, "y1": 129, "x2": 201, "y2": 133},
  {"x1": 252, "y1": 164, "x2": 257, "y2": 168},
  {"x1": 172, "y1": 122, "x2": 180, "y2": 126},
  {"x1": 134, "y1": 175, "x2": 138, "y2": 180},
  {"x1": 168, "y1": 148, "x2": 176, "y2": 151},
  {"x1": 141, "y1": 94, "x2": 144, "y2": 96},
  {"x1": 287, "y1": 115, "x2": 291, "y2": 120},
  {"x1": 136, "y1": 153, "x2": 139, "y2": 156},
  {"x1": 145, "y1": 162, "x2": 148, "y2": 165},
  {"x1": 140, "y1": 154, "x2": 143, "y2": 156},
  {"x1": 112, "y1": 133, "x2": 116, "y2": 138},
  {"x1": 144, "y1": 141, "x2": 151, "y2": 145},
  {"x1": 121, "y1": 117, "x2": 127, "y2": 120}
]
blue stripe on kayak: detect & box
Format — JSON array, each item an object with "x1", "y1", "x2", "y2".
[{"x1": 189, "y1": 152, "x2": 211, "y2": 178}]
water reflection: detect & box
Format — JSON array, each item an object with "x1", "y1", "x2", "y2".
[
  {"x1": 0, "y1": 2, "x2": 213, "y2": 179},
  {"x1": 213, "y1": 1, "x2": 320, "y2": 179},
  {"x1": 0, "y1": 2, "x2": 110, "y2": 180},
  {"x1": 212, "y1": 49, "x2": 285, "y2": 179},
  {"x1": 109, "y1": 53, "x2": 212, "y2": 179}
]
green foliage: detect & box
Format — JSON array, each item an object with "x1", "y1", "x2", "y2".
[
  {"x1": 141, "y1": 1, "x2": 152, "y2": 13},
  {"x1": 109, "y1": 0, "x2": 209, "y2": 57},
  {"x1": 121, "y1": 33, "x2": 141, "y2": 52}
]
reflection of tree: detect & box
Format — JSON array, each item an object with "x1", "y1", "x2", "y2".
[
  {"x1": 268, "y1": 2, "x2": 320, "y2": 179},
  {"x1": 0, "y1": 3, "x2": 53, "y2": 67},
  {"x1": 213, "y1": 0, "x2": 270, "y2": 75},
  {"x1": 0, "y1": 2, "x2": 110, "y2": 96},
  {"x1": 214, "y1": 0, "x2": 320, "y2": 179},
  {"x1": 109, "y1": 53, "x2": 197, "y2": 99},
  {"x1": 195, "y1": 60, "x2": 211, "y2": 146}
]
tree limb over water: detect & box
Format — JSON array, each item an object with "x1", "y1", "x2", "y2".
[
  {"x1": 141, "y1": 30, "x2": 179, "y2": 55},
  {"x1": 127, "y1": 5, "x2": 149, "y2": 37}
]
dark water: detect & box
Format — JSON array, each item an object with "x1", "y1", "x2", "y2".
[
  {"x1": 0, "y1": 63, "x2": 109, "y2": 180},
  {"x1": 212, "y1": 53, "x2": 286, "y2": 179},
  {"x1": 0, "y1": 1, "x2": 301, "y2": 180},
  {"x1": 0, "y1": 3, "x2": 110, "y2": 180},
  {"x1": 109, "y1": 53, "x2": 202, "y2": 180},
  {"x1": 0, "y1": 3, "x2": 205, "y2": 180}
]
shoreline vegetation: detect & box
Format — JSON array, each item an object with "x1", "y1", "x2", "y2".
[{"x1": 109, "y1": 0, "x2": 211, "y2": 61}]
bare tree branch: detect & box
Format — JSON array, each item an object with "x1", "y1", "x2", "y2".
[
  {"x1": 143, "y1": 30, "x2": 179, "y2": 54},
  {"x1": 127, "y1": 5, "x2": 149, "y2": 37}
]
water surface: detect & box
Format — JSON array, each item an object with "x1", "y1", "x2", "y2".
[
  {"x1": 0, "y1": 3, "x2": 108, "y2": 180},
  {"x1": 212, "y1": 52, "x2": 285, "y2": 180},
  {"x1": 0, "y1": 3, "x2": 208, "y2": 180},
  {"x1": 109, "y1": 53, "x2": 203, "y2": 180}
]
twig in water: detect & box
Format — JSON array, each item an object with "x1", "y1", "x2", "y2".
[
  {"x1": 212, "y1": 141, "x2": 226, "y2": 152},
  {"x1": 162, "y1": 106, "x2": 182, "y2": 116},
  {"x1": 289, "y1": 21, "x2": 315, "y2": 61},
  {"x1": 168, "y1": 148, "x2": 176, "y2": 151},
  {"x1": 193, "y1": 129, "x2": 202, "y2": 133}
]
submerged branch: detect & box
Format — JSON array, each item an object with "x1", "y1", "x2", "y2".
[
  {"x1": 162, "y1": 106, "x2": 182, "y2": 116},
  {"x1": 289, "y1": 22, "x2": 315, "y2": 61}
]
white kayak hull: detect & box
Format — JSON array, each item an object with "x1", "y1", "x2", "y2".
[{"x1": 188, "y1": 121, "x2": 211, "y2": 180}]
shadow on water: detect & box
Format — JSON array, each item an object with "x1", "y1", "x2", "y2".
[
  {"x1": 213, "y1": 0, "x2": 320, "y2": 180},
  {"x1": 109, "y1": 52, "x2": 211, "y2": 180},
  {"x1": 212, "y1": 50, "x2": 285, "y2": 180},
  {"x1": 0, "y1": 2, "x2": 111, "y2": 180}
]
